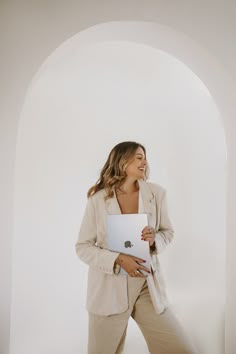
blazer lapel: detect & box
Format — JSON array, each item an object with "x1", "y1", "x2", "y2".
[
  {"x1": 105, "y1": 190, "x2": 122, "y2": 215},
  {"x1": 138, "y1": 180, "x2": 156, "y2": 226}
]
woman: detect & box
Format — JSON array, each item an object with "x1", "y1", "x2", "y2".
[{"x1": 75, "y1": 141, "x2": 197, "y2": 354}]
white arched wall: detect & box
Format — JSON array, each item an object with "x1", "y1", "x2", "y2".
[{"x1": 10, "y1": 21, "x2": 232, "y2": 354}]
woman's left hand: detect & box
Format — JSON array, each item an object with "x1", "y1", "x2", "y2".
[{"x1": 141, "y1": 226, "x2": 155, "y2": 247}]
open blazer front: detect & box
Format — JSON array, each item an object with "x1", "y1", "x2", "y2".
[{"x1": 75, "y1": 179, "x2": 174, "y2": 316}]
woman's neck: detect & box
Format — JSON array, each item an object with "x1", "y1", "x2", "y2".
[{"x1": 117, "y1": 179, "x2": 139, "y2": 194}]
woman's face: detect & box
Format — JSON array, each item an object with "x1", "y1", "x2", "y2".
[{"x1": 125, "y1": 147, "x2": 147, "y2": 180}]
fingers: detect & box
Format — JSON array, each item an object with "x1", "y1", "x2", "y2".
[
  {"x1": 133, "y1": 256, "x2": 147, "y2": 263},
  {"x1": 119, "y1": 255, "x2": 151, "y2": 277},
  {"x1": 141, "y1": 226, "x2": 155, "y2": 246},
  {"x1": 129, "y1": 264, "x2": 150, "y2": 277},
  {"x1": 142, "y1": 225, "x2": 153, "y2": 233},
  {"x1": 142, "y1": 235, "x2": 153, "y2": 241},
  {"x1": 130, "y1": 269, "x2": 146, "y2": 278},
  {"x1": 141, "y1": 226, "x2": 154, "y2": 236},
  {"x1": 131, "y1": 257, "x2": 151, "y2": 274},
  {"x1": 137, "y1": 264, "x2": 151, "y2": 273},
  {"x1": 133, "y1": 259, "x2": 151, "y2": 274}
]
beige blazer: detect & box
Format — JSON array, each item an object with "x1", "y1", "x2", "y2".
[{"x1": 75, "y1": 179, "x2": 174, "y2": 316}]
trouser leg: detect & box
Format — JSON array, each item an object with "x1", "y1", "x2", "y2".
[
  {"x1": 88, "y1": 313, "x2": 129, "y2": 354},
  {"x1": 88, "y1": 278, "x2": 146, "y2": 354},
  {"x1": 115, "y1": 325, "x2": 128, "y2": 354},
  {"x1": 132, "y1": 283, "x2": 198, "y2": 354}
]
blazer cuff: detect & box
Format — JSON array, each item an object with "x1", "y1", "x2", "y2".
[
  {"x1": 154, "y1": 232, "x2": 171, "y2": 254},
  {"x1": 97, "y1": 250, "x2": 120, "y2": 275}
]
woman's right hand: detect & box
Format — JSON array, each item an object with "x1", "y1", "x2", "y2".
[{"x1": 115, "y1": 254, "x2": 151, "y2": 277}]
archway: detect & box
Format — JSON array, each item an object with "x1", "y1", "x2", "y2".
[{"x1": 11, "y1": 22, "x2": 228, "y2": 354}]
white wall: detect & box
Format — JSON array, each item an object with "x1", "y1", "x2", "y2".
[
  {"x1": 1, "y1": 2, "x2": 236, "y2": 354},
  {"x1": 10, "y1": 36, "x2": 225, "y2": 354}
]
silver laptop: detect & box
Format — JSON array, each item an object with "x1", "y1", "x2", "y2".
[{"x1": 106, "y1": 213, "x2": 151, "y2": 275}]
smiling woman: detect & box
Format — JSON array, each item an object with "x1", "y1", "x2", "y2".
[
  {"x1": 115, "y1": 147, "x2": 148, "y2": 214},
  {"x1": 75, "y1": 141, "x2": 198, "y2": 354}
]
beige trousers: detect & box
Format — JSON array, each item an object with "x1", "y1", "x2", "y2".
[{"x1": 88, "y1": 278, "x2": 197, "y2": 354}]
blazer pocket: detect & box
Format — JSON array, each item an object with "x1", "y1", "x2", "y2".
[{"x1": 86, "y1": 267, "x2": 128, "y2": 316}]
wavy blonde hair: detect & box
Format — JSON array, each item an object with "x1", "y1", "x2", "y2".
[{"x1": 87, "y1": 141, "x2": 149, "y2": 199}]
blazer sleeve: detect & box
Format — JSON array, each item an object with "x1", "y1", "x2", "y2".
[
  {"x1": 75, "y1": 195, "x2": 120, "y2": 275},
  {"x1": 152, "y1": 188, "x2": 175, "y2": 254}
]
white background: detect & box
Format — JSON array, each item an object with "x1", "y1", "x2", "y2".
[{"x1": 10, "y1": 36, "x2": 226, "y2": 354}]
